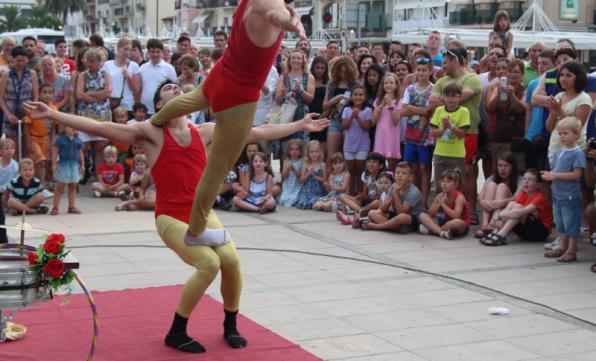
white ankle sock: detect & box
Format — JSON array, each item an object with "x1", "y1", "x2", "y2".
[{"x1": 184, "y1": 228, "x2": 231, "y2": 247}]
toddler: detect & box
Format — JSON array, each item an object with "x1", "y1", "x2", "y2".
[
  {"x1": 51, "y1": 125, "x2": 84, "y2": 215},
  {"x1": 542, "y1": 117, "x2": 586, "y2": 262},
  {"x1": 92, "y1": 145, "x2": 128, "y2": 198},
  {"x1": 314, "y1": 152, "x2": 350, "y2": 212}
]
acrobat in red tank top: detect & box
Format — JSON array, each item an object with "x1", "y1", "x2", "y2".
[
  {"x1": 202, "y1": 0, "x2": 285, "y2": 112},
  {"x1": 152, "y1": 124, "x2": 207, "y2": 223}
]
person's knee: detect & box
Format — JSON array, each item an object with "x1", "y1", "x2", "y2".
[
  {"x1": 496, "y1": 182, "x2": 510, "y2": 194},
  {"x1": 197, "y1": 254, "x2": 221, "y2": 279}
]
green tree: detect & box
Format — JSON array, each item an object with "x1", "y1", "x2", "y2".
[
  {"x1": 29, "y1": 5, "x2": 63, "y2": 29},
  {"x1": 42, "y1": 0, "x2": 85, "y2": 25},
  {"x1": 0, "y1": 5, "x2": 26, "y2": 32}
]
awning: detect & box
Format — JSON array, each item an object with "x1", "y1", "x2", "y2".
[
  {"x1": 192, "y1": 14, "x2": 210, "y2": 25},
  {"x1": 295, "y1": 6, "x2": 313, "y2": 17},
  {"x1": 394, "y1": 0, "x2": 446, "y2": 10}
]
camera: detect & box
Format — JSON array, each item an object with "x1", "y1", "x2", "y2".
[{"x1": 499, "y1": 77, "x2": 508, "y2": 101}]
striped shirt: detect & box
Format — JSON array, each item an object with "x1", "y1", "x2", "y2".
[{"x1": 8, "y1": 176, "x2": 43, "y2": 203}]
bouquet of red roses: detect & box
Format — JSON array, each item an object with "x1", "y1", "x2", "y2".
[{"x1": 28, "y1": 233, "x2": 75, "y2": 291}]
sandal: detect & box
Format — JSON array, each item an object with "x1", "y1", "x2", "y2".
[
  {"x1": 360, "y1": 219, "x2": 372, "y2": 230},
  {"x1": 50, "y1": 208, "x2": 59, "y2": 216},
  {"x1": 557, "y1": 252, "x2": 577, "y2": 263},
  {"x1": 68, "y1": 207, "x2": 81, "y2": 214},
  {"x1": 352, "y1": 215, "x2": 361, "y2": 229},
  {"x1": 36, "y1": 206, "x2": 49, "y2": 214},
  {"x1": 480, "y1": 232, "x2": 507, "y2": 246},
  {"x1": 544, "y1": 249, "x2": 565, "y2": 258},
  {"x1": 470, "y1": 211, "x2": 480, "y2": 226},
  {"x1": 474, "y1": 226, "x2": 494, "y2": 239},
  {"x1": 126, "y1": 204, "x2": 138, "y2": 211}
]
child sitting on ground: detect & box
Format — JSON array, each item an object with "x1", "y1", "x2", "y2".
[
  {"x1": 92, "y1": 145, "x2": 128, "y2": 198},
  {"x1": 360, "y1": 170, "x2": 395, "y2": 224},
  {"x1": 121, "y1": 153, "x2": 147, "y2": 202},
  {"x1": 480, "y1": 168, "x2": 553, "y2": 246},
  {"x1": 541, "y1": 117, "x2": 586, "y2": 262},
  {"x1": 336, "y1": 152, "x2": 385, "y2": 225},
  {"x1": 0, "y1": 139, "x2": 18, "y2": 242},
  {"x1": 51, "y1": 125, "x2": 84, "y2": 215},
  {"x1": 115, "y1": 154, "x2": 156, "y2": 211},
  {"x1": 7, "y1": 158, "x2": 48, "y2": 215},
  {"x1": 233, "y1": 152, "x2": 277, "y2": 213},
  {"x1": 314, "y1": 152, "x2": 350, "y2": 212},
  {"x1": 419, "y1": 168, "x2": 470, "y2": 240},
  {"x1": 361, "y1": 162, "x2": 424, "y2": 233},
  {"x1": 24, "y1": 83, "x2": 57, "y2": 187}
]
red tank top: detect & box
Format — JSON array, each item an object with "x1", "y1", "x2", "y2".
[
  {"x1": 446, "y1": 191, "x2": 471, "y2": 225},
  {"x1": 203, "y1": 0, "x2": 284, "y2": 112},
  {"x1": 152, "y1": 124, "x2": 206, "y2": 223}
]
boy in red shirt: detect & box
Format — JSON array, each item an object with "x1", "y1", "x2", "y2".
[{"x1": 91, "y1": 145, "x2": 128, "y2": 197}]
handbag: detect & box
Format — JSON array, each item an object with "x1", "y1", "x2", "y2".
[
  {"x1": 109, "y1": 62, "x2": 128, "y2": 110},
  {"x1": 266, "y1": 96, "x2": 297, "y2": 124}
]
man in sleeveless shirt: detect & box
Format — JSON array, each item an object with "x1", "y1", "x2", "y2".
[
  {"x1": 148, "y1": 0, "x2": 306, "y2": 248},
  {"x1": 25, "y1": 81, "x2": 327, "y2": 353}
]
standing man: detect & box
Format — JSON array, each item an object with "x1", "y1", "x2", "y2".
[
  {"x1": 54, "y1": 39, "x2": 76, "y2": 77},
  {"x1": 523, "y1": 41, "x2": 545, "y2": 87},
  {"x1": 213, "y1": 30, "x2": 228, "y2": 49},
  {"x1": 0, "y1": 36, "x2": 15, "y2": 72},
  {"x1": 139, "y1": 39, "x2": 177, "y2": 116},
  {"x1": 427, "y1": 31, "x2": 443, "y2": 67}
]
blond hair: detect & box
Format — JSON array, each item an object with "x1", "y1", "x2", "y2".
[
  {"x1": 304, "y1": 140, "x2": 324, "y2": 165},
  {"x1": 112, "y1": 106, "x2": 128, "y2": 119},
  {"x1": 557, "y1": 116, "x2": 582, "y2": 135},
  {"x1": 84, "y1": 47, "x2": 103, "y2": 62},
  {"x1": 0, "y1": 138, "x2": 16, "y2": 149},
  {"x1": 133, "y1": 153, "x2": 148, "y2": 166},
  {"x1": 103, "y1": 145, "x2": 118, "y2": 156},
  {"x1": 19, "y1": 158, "x2": 34, "y2": 169},
  {"x1": 117, "y1": 37, "x2": 132, "y2": 50}
]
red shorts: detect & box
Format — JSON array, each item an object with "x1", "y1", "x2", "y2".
[
  {"x1": 464, "y1": 134, "x2": 478, "y2": 165},
  {"x1": 202, "y1": 63, "x2": 260, "y2": 113}
]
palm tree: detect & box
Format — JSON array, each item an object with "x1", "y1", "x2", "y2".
[
  {"x1": 0, "y1": 5, "x2": 26, "y2": 32},
  {"x1": 29, "y1": 5, "x2": 63, "y2": 29},
  {"x1": 42, "y1": 0, "x2": 85, "y2": 25}
]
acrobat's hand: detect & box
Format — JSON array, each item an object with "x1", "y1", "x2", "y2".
[
  {"x1": 24, "y1": 101, "x2": 52, "y2": 120},
  {"x1": 301, "y1": 113, "x2": 330, "y2": 132},
  {"x1": 283, "y1": 4, "x2": 306, "y2": 39}
]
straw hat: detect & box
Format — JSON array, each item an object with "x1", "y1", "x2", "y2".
[{"x1": 3, "y1": 322, "x2": 26, "y2": 341}]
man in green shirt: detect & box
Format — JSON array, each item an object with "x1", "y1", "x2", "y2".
[
  {"x1": 523, "y1": 42, "x2": 544, "y2": 87},
  {"x1": 430, "y1": 47, "x2": 482, "y2": 222}
]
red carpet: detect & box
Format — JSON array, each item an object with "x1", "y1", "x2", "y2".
[{"x1": 0, "y1": 285, "x2": 322, "y2": 361}]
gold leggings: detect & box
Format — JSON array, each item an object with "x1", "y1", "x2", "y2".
[
  {"x1": 151, "y1": 84, "x2": 256, "y2": 235},
  {"x1": 156, "y1": 213, "x2": 242, "y2": 318}
]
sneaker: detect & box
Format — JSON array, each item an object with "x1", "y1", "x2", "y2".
[
  {"x1": 42, "y1": 189, "x2": 54, "y2": 199},
  {"x1": 440, "y1": 230, "x2": 453, "y2": 240},
  {"x1": 93, "y1": 190, "x2": 101, "y2": 198},
  {"x1": 419, "y1": 224, "x2": 429, "y2": 235},
  {"x1": 591, "y1": 233, "x2": 596, "y2": 246},
  {"x1": 114, "y1": 191, "x2": 125, "y2": 198},
  {"x1": 544, "y1": 237, "x2": 561, "y2": 251},
  {"x1": 360, "y1": 220, "x2": 372, "y2": 230}
]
